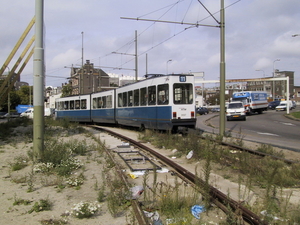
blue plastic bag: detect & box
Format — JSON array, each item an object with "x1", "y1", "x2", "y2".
[{"x1": 191, "y1": 205, "x2": 205, "y2": 219}]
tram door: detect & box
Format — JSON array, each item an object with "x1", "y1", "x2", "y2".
[{"x1": 147, "y1": 86, "x2": 157, "y2": 129}]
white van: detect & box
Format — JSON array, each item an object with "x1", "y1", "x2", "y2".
[
  {"x1": 226, "y1": 101, "x2": 246, "y2": 121},
  {"x1": 20, "y1": 108, "x2": 34, "y2": 119},
  {"x1": 275, "y1": 101, "x2": 293, "y2": 111},
  {"x1": 20, "y1": 108, "x2": 53, "y2": 119}
]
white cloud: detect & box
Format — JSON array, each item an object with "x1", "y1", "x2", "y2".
[{"x1": 1, "y1": 0, "x2": 300, "y2": 86}]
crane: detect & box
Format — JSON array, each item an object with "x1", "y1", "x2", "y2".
[{"x1": 0, "y1": 17, "x2": 35, "y2": 106}]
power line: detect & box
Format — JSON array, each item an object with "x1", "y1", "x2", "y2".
[{"x1": 87, "y1": 1, "x2": 242, "y2": 73}]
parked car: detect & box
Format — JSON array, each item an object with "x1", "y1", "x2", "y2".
[
  {"x1": 4, "y1": 112, "x2": 21, "y2": 118},
  {"x1": 20, "y1": 108, "x2": 34, "y2": 118},
  {"x1": 292, "y1": 101, "x2": 296, "y2": 109},
  {"x1": 226, "y1": 101, "x2": 246, "y2": 121},
  {"x1": 268, "y1": 100, "x2": 280, "y2": 110},
  {"x1": 275, "y1": 101, "x2": 293, "y2": 111},
  {"x1": 0, "y1": 112, "x2": 7, "y2": 119},
  {"x1": 196, "y1": 107, "x2": 209, "y2": 115},
  {"x1": 211, "y1": 107, "x2": 220, "y2": 112}
]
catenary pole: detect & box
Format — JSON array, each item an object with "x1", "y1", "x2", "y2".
[
  {"x1": 135, "y1": 30, "x2": 138, "y2": 81},
  {"x1": 33, "y1": 0, "x2": 45, "y2": 161},
  {"x1": 219, "y1": 0, "x2": 226, "y2": 136}
]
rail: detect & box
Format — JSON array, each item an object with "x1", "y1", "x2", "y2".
[{"x1": 90, "y1": 125, "x2": 268, "y2": 225}]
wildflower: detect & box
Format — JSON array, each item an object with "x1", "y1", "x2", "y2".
[{"x1": 70, "y1": 201, "x2": 101, "y2": 219}]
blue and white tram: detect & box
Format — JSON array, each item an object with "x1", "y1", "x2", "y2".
[
  {"x1": 115, "y1": 74, "x2": 196, "y2": 131},
  {"x1": 55, "y1": 74, "x2": 196, "y2": 132},
  {"x1": 55, "y1": 94, "x2": 91, "y2": 122}
]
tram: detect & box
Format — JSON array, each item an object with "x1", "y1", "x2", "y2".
[{"x1": 55, "y1": 74, "x2": 196, "y2": 132}]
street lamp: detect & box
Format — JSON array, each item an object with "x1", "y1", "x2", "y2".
[
  {"x1": 273, "y1": 59, "x2": 280, "y2": 100},
  {"x1": 292, "y1": 34, "x2": 300, "y2": 37},
  {"x1": 166, "y1": 59, "x2": 172, "y2": 74}
]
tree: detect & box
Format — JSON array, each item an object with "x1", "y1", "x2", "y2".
[
  {"x1": 206, "y1": 92, "x2": 230, "y2": 105},
  {"x1": 0, "y1": 89, "x2": 21, "y2": 112},
  {"x1": 61, "y1": 84, "x2": 73, "y2": 97},
  {"x1": 16, "y1": 86, "x2": 33, "y2": 105}
]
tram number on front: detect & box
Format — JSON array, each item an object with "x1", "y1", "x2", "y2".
[{"x1": 179, "y1": 75, "x2": 186, "y2": 82}]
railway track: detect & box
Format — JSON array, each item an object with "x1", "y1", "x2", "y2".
[
  {"x1": 89, "y1": 125, "x2": 269, "y2": 225},
  {"x1": 200, "y1": 135, "x2": 298, "y2": 165}
]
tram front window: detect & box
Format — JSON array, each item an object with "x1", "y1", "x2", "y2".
[{"x1": 173, "y1": 83, "x2": 193, "y2": 104}]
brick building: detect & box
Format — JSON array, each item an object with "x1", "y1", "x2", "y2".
[{"x1": 68, "y1": 60, "x2": 110, "y2": 95}]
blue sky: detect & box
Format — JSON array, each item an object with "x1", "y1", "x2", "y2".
[{"x1": 1, "y1": 0, "x2": 300, "y2": 87}]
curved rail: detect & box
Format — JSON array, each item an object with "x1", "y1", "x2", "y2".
[
  {"x1": 200, "y1": 135, "x2": 298, "y2": 165},
  {"x1": 91, "y1": 125, "x2": 268, "y2": 225}
]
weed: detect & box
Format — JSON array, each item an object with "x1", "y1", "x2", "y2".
[
  {"x1": 66, "y1": 173, "x2": 85, "y2": 188},
  {"x1": 105, "y1": 170, "x2": 129, "y2": 217},
  {"x1": 40, "y1": 218, "x2": 68, "y2": 225},
  {"x1": 70, "y1": 201, "x2": 101, "y2": 219},
  {"x1": 35, "y1": 139, "x2": 84, "y2": 176},
  {"x1": 202, "y1": 144, "x2": 212, "y2": 210},
  {"x1": 13, "y1": 194, "x2": 32, "y2": 206},
  {"x1": 28, "y1": 198, "x2": 52, "y2": 213},
  {"x1": 27, "y1": 168, "x2": 35, "y2": 192},
  {"x1": 156, "y1": 183, "x2": 196, "y2": 222},
  {"x1": 97, "y1": 185, "x2": 106, "y2": 202},
  {"x1": 10, "y1": 155, "x2": 29, "y2": 171}
]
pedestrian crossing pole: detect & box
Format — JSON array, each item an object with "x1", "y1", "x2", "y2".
[{"x1": 33, "y1": 0, "x2": 45, "y2": 162}]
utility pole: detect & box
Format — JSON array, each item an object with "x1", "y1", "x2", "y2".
[
  {"x1": 33, "y1": 0, "x2": 45, "y2": 162},
  {"x1": 146, "y1": 54, "x2": 148, "y2": 75},
  {"x1": 81, "y1": 31, "x2": 84, "y2": 95},
  {"x1": 219, "y1": 0, "x2": 226, "y2": 136},
  {"x1": 135, "y1": 30, "x2": 138, "y2": 81}
]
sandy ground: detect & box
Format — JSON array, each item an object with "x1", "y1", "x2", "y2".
[
  {"x1": 1, "y1": 124, "x2": 299, "y2": 225},
  {"x1": 0, "y1": 126, "x2": 130, "y2": 225}
]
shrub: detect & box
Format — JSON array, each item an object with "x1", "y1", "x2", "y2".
[
  {"x1": 70, "y1": 201, "x2": 101, "y2": 219},
  {"x1": 28, "y1": 199, "x2": 52, "y2": 213}
]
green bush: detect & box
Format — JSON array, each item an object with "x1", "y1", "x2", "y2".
[{"x1": 28, "y1": 199, "x2": 52, "y2": 213}]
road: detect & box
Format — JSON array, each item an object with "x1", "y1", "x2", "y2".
[{"x1": 196, "y1": 109, "x2": 300, "y2": 152}]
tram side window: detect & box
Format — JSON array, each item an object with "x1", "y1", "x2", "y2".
[
  {"x1": 70, "y1": 100, "x2": 74, "y2": 110},
  {"x1": 158, "y1": 84, "x2": 169, "y2": 105},
  {"x1": 75, "y1": 100, "x2": 80, "y2": 109},
  {"x1": 59, "y1": 102, "x2": 63, "y2": 110},
  {"x1": 106, "y1": 95, "x2": 112, "y2": 108},
  {"x1": 65, "y1": 101, "x2": 70, "y2": 110},
  {"x1": 173, "y1": 83, "x2": 193, "y2": 104},
  {"x1": 134, "y1": 89, "x2": 139, "y2": 106},
  {"x1": 140, "y1": 87, "x2": 147, "y2": 106},
  {"x1": 128, "y1": 91, "x2": 133, "y2": 107},
  {"x1": 93, "y1": 98, "x2": 97, "y2": 109},
  {"x1": 118, "y1": 93, "x2": 123, "y2": 107},
  {"x1": 148, "y1": 86, "x2": 156, "y2": 105},
  {"x1": 98, "y1": 97, "x2": 103, "y2": 108},
  {"x1": 81, "y1": 99, "x2": 87, "y2": 109},
  {"x1": 123, "y1": 92, "x2": 128, "y2": 107},
  {"x1": 102, "y1": 96, "x2": 106, "y2": 108}
]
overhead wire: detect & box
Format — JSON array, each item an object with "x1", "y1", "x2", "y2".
[{"x1": 90, "y1": 0, "x2": 241, "y2": 74}]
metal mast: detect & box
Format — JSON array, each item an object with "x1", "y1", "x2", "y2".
[
  {"x1": 219, "y1": 0, "x2": 226, "y2": 136},
  {"x1": 33, "y1": 0, "x2": 45, "y2": 161}
]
